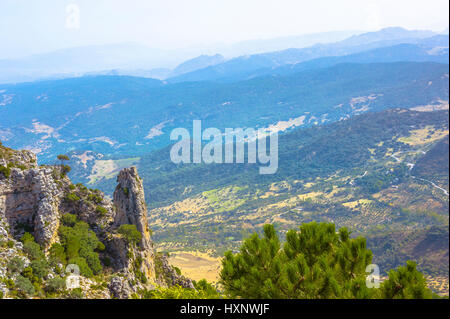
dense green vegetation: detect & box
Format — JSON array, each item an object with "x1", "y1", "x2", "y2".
[
  {"x1": 113, "y1": 108, "x2": 448, "y2": 279},
  {"x1": 139, "y1": 279, "x2": 221, "y2": 299},
  {"x1": 413, "y1": 135, "x2": 449, "y2": 187},
  {"x1": 220, "y1": 222, "x2": 434, "y2": 299},
  {"x1": 0, "y1": 210, "x2": 108, "y2": 298},
  {"x1": 114, "y1": 109, "x2": 448, "y2": 208},
  {"x1": 2, "y1": 233, "x2": 51, "y2": 297},
  {"x1": 57, "y1": 214, "x2": 105, "y2": 277},
  {"x1": 118, "y1": 224, "x2": 142, "y2": 245},
  {"x1": 367, "y1": 225, "x2": 449, "y2": 278}
]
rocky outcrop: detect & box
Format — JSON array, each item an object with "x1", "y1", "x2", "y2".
[
  {"x1": 0, "y1": 150, "x2": 63, "y2": 248},
  {"x1": 1, "y1": 144, "x2": 195, "y2": 299},
  {"x1": 0, "y1": 148, "x2": 38, "y2": 170},
  {"x1": 106, "y1": 167, "x2": 156, "y2": 296},
  {"x1": 113, "y1": 167, "x2": 152, "y2": 251},
  {"x1": 156, "y1": 253, "x2": 195, "y2": 289},
  {"x1": 108, "y1": 276, "x2": 133, "y2": 299}
]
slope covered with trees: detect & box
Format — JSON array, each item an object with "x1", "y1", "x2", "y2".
[
  {"x1": 92, "y1": 108, "x2": 449, "y2": 285},
  {"x1": 1, "y1": 62, "x2": 448, "y2": 162}
]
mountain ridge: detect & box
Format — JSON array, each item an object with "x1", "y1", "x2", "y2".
[
  {"x1": 1, "y1": 62, "x2": 448, "y2": 163},
  {"x1": 168, "y1": 35, "x2": 449, "y2": 83}
]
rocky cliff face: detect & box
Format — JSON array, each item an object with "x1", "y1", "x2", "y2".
[
  {"x1": 0, "y1": 149, "x2": 62, "y2": 248},
  {"x1": 0, "y1": 143, "x2": 192, "y2": 299},
  {"x1": 107, "y1": 167, "x2": 157, "y2": 297}
]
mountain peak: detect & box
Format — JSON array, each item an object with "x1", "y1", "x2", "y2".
[
  {"x1": 171, "y1": 54, "x2": 225, "y2": 77},
  {"x1": 339, "y1": 27, "x2": 436, "y2": 47}
]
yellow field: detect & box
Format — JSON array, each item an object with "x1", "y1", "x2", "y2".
[
  {"x1": 397, "y1": 126, "x2": 448, "y2": 146},
  {"x1": 88, "y1": 157, "x2": 140, "y2": 184},
  {"x1": 168, "y1": 251, "x2": 222, "y2": 283},
  {"x1": 426, "y1": 276, "x2": 449, "y2": 296},
  {"x1": 342, "y1": 199, "x2": 373, "y2": 209}
]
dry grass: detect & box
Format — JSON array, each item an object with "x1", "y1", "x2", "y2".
[
  {"x1": 168, "y1": 251, "x2": 222, "y2": 283},
  {"x1": 426, "y1": 276, "x2": 449, "y2": 296},
  {"x1": 397, "y1": 126, "x2": 449, "y2": 146}
]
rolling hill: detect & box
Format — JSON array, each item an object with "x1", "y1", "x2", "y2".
[
  {"x1": 111, "y1": 108, "x2": 448, "y2": 278},
  {"x1": 1, "y1": 62, "x2": 448, "y2": 164}
]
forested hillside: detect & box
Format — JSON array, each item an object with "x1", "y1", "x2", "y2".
[
  {"x1": 1, "y1": 62, "x2": 448, "y2": 163},
  {"x1": 90, "y1": 108, "x2": 449, "y2": 281}
]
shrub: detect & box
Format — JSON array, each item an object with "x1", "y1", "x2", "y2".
[
  {"x1": 61, "y1": 214, "x2": 78, "y2": 227},
  {"x1": 61, "y1": 164, "x2": 71, "y2": 176},
  {"x1": 30, "y1": 259, "x2": 50, "y2": 279},
  {"x1": 96, "y1": 241, "x2": 105, "y2": 252},
  {"x1": 65, "y1": 193, "x2": 80, "y2": 203},
  {"x1": 173, "y1": 266, "x2": 182, "y2": 276},
  {"x1": 7, "y1": 257, "x2": 25, "y2": 274},
  {"x1": 82, "y1": 251, "x2": 102, "y2": 275},
  {"x1": 142, "y1": 285, "x2": 219, "y2": 299},
  {"x1": 48, "y1": 243, "x2": 67, "y2": 266},
  {"x1": 22, "y1": 266, "x2": 38, "y2": 284},
  {"x1": 65, "y1": 235, "x2": 81, "y2": 260},
  {"x1": 194, "y1": 279, "x2": 221, "y2": 298},
  {"x1": 88, "y1": 193, "x2": 103, "y2": 204},
  {"x1": 95, "y1": 205, "x2": 108, "y2": 216},
  {"x1": 0, "y1": 165, "x2": 11, "y2": 178},
  {"x1": 101, "y1": 257, "x2": 111, "y2": 267},
  {"x1": 118, "y1": 224, "x2": 142, "y2": 245},
  {"x1": 66, "y1": 287, "x2": 84, "y2": 299},
  {"x1": 15, "y1": 276, "x2": 35, "y2": 297},
  {"x1": 58, "y1": 216, "x2": 104, "y2": 277},
  {"x1": 45, "y1": 277, "x2": 66, "y2": 293},
  {"x1": 20, "y1": 232, "x2": 35, "y2": 244},
  {"x1": 23, "y1": 241, "x2": 45, "y2": 260}
]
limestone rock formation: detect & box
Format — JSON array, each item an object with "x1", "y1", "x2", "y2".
[
  {"x1": 156, "y1": 253, "x2": 195, "y2": 289},
  {"x1": 0, "y1": 150, "x2": 63, "y2": 248},
  {"x1": 1, "y1": 143, "x2": 193, "y2": 299}
]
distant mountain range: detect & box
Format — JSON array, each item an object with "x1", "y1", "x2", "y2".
[
  {"x1": 170, "y1": 54, "x2": 225, "y2": 78},
  {"x1": 215, "y1": 30, "x2": 362, "y2": 56},
  {"x1": 1, "y1": 61, "x2": 447, "y2": 163},
  {"x1": 0, "y1": 27, "x2": 447, "y2": 84},
  {"x1": 168, "y1": 33, "x2": 449, "y2": 83},
  {"x1": 335, "y1": 27, "x2": 435, "y2": 47},
  {"x1": 0, "y1": 30, "x2": 360, "y2": 84},
  {"x1": 0, "y1": 43, "x2": 183, "y2": 84}
]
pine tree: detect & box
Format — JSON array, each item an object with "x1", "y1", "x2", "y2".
[
  {"x1": 220, "y1": 224, "x2": 283, "y2": 298},
  {"x1": 379, "y1": 261, "x2": 433, "y2": 299},
  {"x1": 220, "y1": 222, "x2": 433, "y2": 299}
]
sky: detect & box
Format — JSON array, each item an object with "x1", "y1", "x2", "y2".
[{"x1": 0, "y1": 0, "x2": 448, "y2": 59}]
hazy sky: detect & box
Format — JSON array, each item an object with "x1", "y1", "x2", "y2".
[{"x1": 0, "y1": 0, "x2": 448, "y2": 59}]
